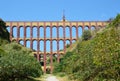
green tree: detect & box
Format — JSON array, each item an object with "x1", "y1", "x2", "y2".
[
  {"x1": 0, "y1": 19, "x2": 10, "y2": 42},
  {"x1": 111, "y1": 14, "x2": 120, "y2": 27},
  {"x1": 82, "y1": 30, "x2": 92, "y2": 41},
  {"x1": 0, "y1": 43, "x2": 43, "y2": 80}
]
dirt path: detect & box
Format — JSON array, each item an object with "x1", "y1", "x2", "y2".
[{"x1": 45, "y1": 75, "x2": 59, "y2": 81}]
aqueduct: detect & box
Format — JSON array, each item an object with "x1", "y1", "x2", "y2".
[{"x1": 6, "y1": 20, "x2": 108, "y2": 73}]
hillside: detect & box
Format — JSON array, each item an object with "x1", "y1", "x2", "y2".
[{"x1": 54, "y1": 14, "x2": 120, "y2": 81}]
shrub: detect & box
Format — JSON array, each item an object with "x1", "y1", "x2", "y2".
[
  {"x1": 0, "y1": 43, "x2": 43, "y2": 80},
  {"x1": 82, "y1": 30, "x2": 92, "y2": 41}
]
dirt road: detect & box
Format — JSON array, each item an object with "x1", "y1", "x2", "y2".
[{"x1": 45, "y1": 75, "x2": 59, "y2": 81}]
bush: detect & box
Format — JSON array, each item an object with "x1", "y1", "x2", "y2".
[
  {"x1": 66, "y1": 44, "x2": 70, "y2": 48},
  {"x1": 82, "y1": 30, "x2": 92, "y2": 41},
  {"x1": 0, "y1": 43, "x2": 43, "y2": 80}
]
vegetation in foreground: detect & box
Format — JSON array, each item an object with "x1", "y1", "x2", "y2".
[
  {"x1": 0, "y1": 19, "x2": 43, "y2": 81},
  {"x1": 0, "y1": 18, "x2": 10, "y2": 42},
  {"x1": 54, "y1": 14, "x2": 120, "y2": 81}
]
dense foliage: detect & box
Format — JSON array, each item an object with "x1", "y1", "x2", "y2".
[
  {"x1": 0, "y1": 19, "x2": 10, "y2": 42},
  {"x1": 82, "y1": 30, "x2": 92, "y2": 41},
  {"x1": 0, "y1": 43, "x2": 43, "y2": 80},
  {"x1": 54, "y1": 14, "x2": 120, "y2": 81}
]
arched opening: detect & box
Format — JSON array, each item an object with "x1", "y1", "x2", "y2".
[
  {"x1": 12, "y1": 26, "x2": 17, "y2": 38},
  {"x1": 46, "y1": 26, "x2": 50, "y2": 38},
  {"x1": 66, "y1": 40, "x2": 70, "y2": 48},
  {"x1": 97, "y1": 25, "x2": 102, "y2": 30},
  {"x1": 72, "y1": 26, "x2": 76, "y2": 38},
  {"x1": 40, "y1": 54, "x2": 44, "y2": 66},
  {"x1": 26, "y1": 40, "x2": 30, "y2": 48},
  {"x1": 46, "y1": 54, "x2": 50, "y2": 65},
  {"x1": 26, "y1": 27, "x2": 30, "y2": 38},
  {"x1": 20, "y1": 27, "x2": 24, "y2": 38},
  {"x1": 59, "y1": 40, "x2": 64, "y2": 52},
  {"x1": 72, "y1": 40, "x2": 76, "y2": 43},
  {"x1": 78, "y1": 26, "x2": 83, "y2": 37},
  {"x1": 40, "y1": 40, "x2": 44, "y2": 52},
  {"x1": 52, "y1": 27, "x2": 57, "y2": 38},
  {"x1": 91, "y1": 26, "x2": 96, "y2": 30},
  {"x1": 91, "y1": 26, "x2": 96, "y2": 35},
  {"x1": 33, "y1": 27, "x2": 37, "y2": 38},
  {"x1": 84, "y1": 26, "x2": 89, "y2": 30},
  {"x1": 59, "y1": 26, "x2": 63, "y2": 38},
  {"x1": 60, "y1": 54, "x2": 64, "y2": 62},
  {"x1": 39, "y1": 27, "x2": 44, "y2": 38},
  {"x1": 12, "y1": 39, "x2": 17, "y2": 42},
  {"x1": 19, "y1": 40, "x2": 24, "y2": 46},
  {"x1": 33, "y1": 40, "x2": 37, "y2": 51},
  {"x1": 65, "y1": 26, "x2": 70, "y2": 38},
  {"x1": 46, "y1": 40, "x2": 50, "y2": 52},
  {"x1": 46, "y1": 54, "x2": 51, "y2": 74},
  {"x1": 40, "y1": 54, "x2": 44, "y2": 60},
  {"x1": 34, "y1": 54, "x2": 37, "y2": 59},
  {"x1": 52, "y1": 40, "x2": 57, "y2": 52},
  {"x1": 53, "y1": 54, "x2": 57, "y2": 62},
  {"x1": 6, "y1": 27, "x2": 10, "y2": 33}
]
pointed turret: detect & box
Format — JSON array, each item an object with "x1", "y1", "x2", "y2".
[{"x1": 62, "y1": 10, "x2": 66, "y2": 22}]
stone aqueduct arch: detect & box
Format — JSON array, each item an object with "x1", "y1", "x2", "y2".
[{"x1": 6, "y1": 21, "x2": 108, "y2": 73}]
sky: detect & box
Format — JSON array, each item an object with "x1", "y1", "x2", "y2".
[
  {"x1": 1, "y1": 0, "x2": 120, "y2": 52},
  {"x1": 0, "y1": 0, "x2": 120, "y2": 21}
]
